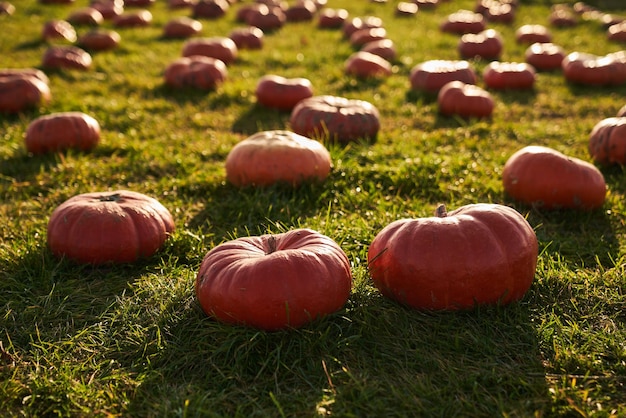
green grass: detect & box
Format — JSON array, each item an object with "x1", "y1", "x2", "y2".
[{"x1": 2, "y1": 0, "x2": 626, "y2": 416}]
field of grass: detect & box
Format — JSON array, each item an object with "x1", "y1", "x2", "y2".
[{"x1": 1, "y1": 0, "x2": 626, "y2": 416}]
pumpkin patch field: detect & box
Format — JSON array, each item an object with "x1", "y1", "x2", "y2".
[{"x1": 2, "y1": 0, "x2": 626, "y2": 416}]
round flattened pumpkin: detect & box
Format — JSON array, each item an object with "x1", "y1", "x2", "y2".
[
  {"x1": 289, "y1": 95, "x2": 380, "y2": 144},
  {"x1": 588, "y1": 117, "x2": 626, "y2": 165},
  {"x1": 47, "y1": 190, "x2": 175, "y2": 265},
  {"x1": 344, "y1": 51, "x2": 392, "y2": 78},
  {"x1": 78, "y1": 30, "x2": 121, "y2": 51},
  {"x1": 25, "y1": 111, "x2": 100, "y2": 154},
  {"x1": 440, "y1": 10, "x2": 486, "y2": 34},
  {"x1": 525, "y1": 42, "x2": 565, "y2": 71},
  {"x1": 225, "y1": 130, "x2": 331, "y2": 187},
  {"x1": 458, "y1": 29, "x2": 503, "y2": 60},
  {"x1": 437, "y1": 80, "x2": 494, "y2": 119},
  {"x1": 164, "y1": 56, "x2": 227, "y2": 90},
  {"x1": 163, "y1": 16, "x2": 202, "y2": 39},
  {"x1": 255, "y1": 75, "x2": 313, "y2": 110},
  {"x1": 195, "y1": 228, "x2": 352, "y2": 330},
  {"x1": 182, "y1": 37, "x2": 238, "y2": 64},
  {"x1": 562, "y1": 52, "x2": 626, "y2": 86},
  {"x1": 42, "y1": 45, "x2": 92, "y2": 70},
  {"x1": 502, "y1": 145, "x2": 606, "y2": 210},
  {"x1": 0, "y1": 71, "x2": 51, "y2": 113},
  {"x1": 317, "y1": 8, "x2": 349, "y2": 28},
  {"x1": 483, "y1": 61, "x2": 536, "y2": 90},
  {"x1": 368, "y1": 203, "x2": 538, "y2": 310},
  {"x1": 410, "y1": 60, "x2": 477, "y2": 94}
]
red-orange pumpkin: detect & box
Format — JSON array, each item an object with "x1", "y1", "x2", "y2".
[
  {"x1": 195, "y1": 228, "x2": 352, "y2": 330},
  {"x1": 164, "y1": 56, "x2": 227, "y2": 90},
  {"x1": 395, "y1": 2, "x2": 418, "y2": 16},
  {"x1": 562, "y1": 52, "x2": 626, "y2": 86},
  {"x1": 163, "y1": 17, "x2": 202, "y2": 39},
  {"x1": 344, "y1": 51, "x2": 392, "y2": 78},
  {"x1": 317, "y1": 8, "x2": 349, "y2": 28},
  {"x1": 588, "y1": 117, "x2": 626, "y2": 165},
  {"x1": 0, "y1": 71, "x2": 51, "y2": 114},
  {"x1": 285, "y1": 0, "x2": 316, "y2": 22},
  {"x1": 410, "y1": 60, "x2": 477, "y2": 94},
  {"x1": 78, "y1": 30, "x2": 121, "y2": 51},
  {"x1": 368, "y1": 203, "x2": 538, "y2": 310},
  {"x1": 25, "y1": 112, "x2": 100, "y2": 154},
  {"x1": 193, "y1": 0, "x2": 229, "y2": 19},
  {"x1": 290, "y1": 95, "x2": 380, "y2": 143},
  {"x1": 67, "y1": 7, "x2": 104, "y2": 26},
  {"x1": 440, "y1": 10, "x2": 486, "y2": 34},
  {"x1": 182, "y1": 37, "x2": 238, "y2": 65},
  {"x1": 1, "y1": 2, "x2": 15, "y2": 15},
  {"x1": 225, "y1": 130, "x2": 331, "y2": 187},
  {"x1": 349, "y1": 27, "x2": 387, "y2": 47},
  {"x1": 458, "y1": 29, "x2": 503, "y2": 60},
  {"x1": 229, "y1": 26, "x2": 264, "y2": 49},
  {"x1": 502, "y1": 145, "x2": 606, "y2": 209},
  {"x1": 361, "y1": 39, "x2": 396, "y2": 61},
  {"x1": 245, "y1": 4, "x2": 285, "y2": 31},
  {"x1": 342, "y1": 16, "x2": 383, "y2": 38},
  {"x1": 90, "y1": 0, "x2": 123, "y2": 19},
  {"x1": 437, "y1": 80, "x2": 494, "y2": 118},
  {"x1": 47, "y1": 190, "x2": 175, "y2": 265},
  {"x1": 483, "y1": 61, "x2": 536, "y2": 90},
  {"x1": 42, "y1": 20, "x2": 77, "y2": 43},
  {"x1": 112, "y1": 10, "x2": 152, "y2": 27},
  {"x1": 525, "y1": 42, "x2": 565, "y2": 71},
  {"x1": 255, "y1": 75, "x2": 313, "y2": 110},
  {"x1": 42, "y1": 45, "x2": 92, "y2": 70},
  {"x1": 608, "y1": 22, "x2": 626, "y2": 43},
  {"x1": 515, "y1": 24, "x2": 551, "y2": 44}
]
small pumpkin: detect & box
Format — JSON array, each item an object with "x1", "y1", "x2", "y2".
[
  {"x1": 67, "y1": 7, "x2": 104, "y2": 26},
  {"x1": 182, "y1": 37, "x2": 238, "y2": 65},
  {"x1": 1, "y1": 2, "x2": 15, "y2": 15},
  {"x1": 458, "y1": 28, "x2": 503, "y2": 60},
  {"x1": 515, "y1": 24, "x2": 551, "y2": 44},
  {"x1": 395, "y1": 2, "x2": 418, "y2": 17},
  {"x1": 344, "y1": 51, "x2": 392, "y2": 78},
  {"x1": 437, "y1": 80, "x2": 494, "y2": 119},
  {"x1": 47, "y1": 190, "x2": 175, "y2": 265},
  {"x1": 164, "y1": 56, "x2": 227, "y2": 90},
  {"x1": 112, "y1": 10, "x2": 152, "y2": 27},
  {"x1": 440, "y1": 10, "x2": 486, "y2": 34},
  {"x1": 368, "y1": 203, "x2": 538, "y2": 310},
  {"x1": 225, "y1": 130, "x2": 331, "y2": 187},
  {"x1": 285, "y1": 0, "x2": 316, "y2": 22},
  {"x1": 317, "y1": 8, "x2": 349, "y2": 28},
  {"x1": 290, "y1": 95, "x2": 380, "y2": 144},
  {"x1": 245, "y1": 4, "x2": 286, "y2": 31},
  {"x1": 163, "y1": 16, "x2": 202, "y2": 39},
  {"x1": 525, "y1": 42, "x2": 565, "y2": 71},
  {"x1": 255, "y1": 75, "x2": 313, "y2": 110},
  {"x1": 42, "y1": 20, "x2": 77, "y2": 43},
  {"x1": 588, "y1": 117, "x2": 626, "y2": 165},
  {"x1": 195, "y1": 228, "x2": 352, "y2": 330},
  {"x1": 361, "y1": 38, "x2": 396, "y2": 61},
  {"x1": 42, "y1": 45, "x2": 92, "y2": 70},
  {"x1": 78, "y1": 30, "x2": 121, "y2": 51},
  {"x1": 484, "y1": 2, "x2": 515, "y2": 24},
  {"x1": 0, "y1": 71, "x2": 51, "y2": 114},
  {"x1": 483, "y1": 61, "x2": 536, "y2": 90},
  {"x1": 608, "y1": 22, "x2": 626, "y2": 43},
  {"x1": 193, "y1": 0, "x2": 229, "y2": 19},
  {"x1": 349, "y1": 27, "x2": 387, "y2": 48},
  {"x1": 25, "y1": 112, "x2": 100, "y2": 154},
  {"x1": 409, "y1": 60, "x2": 477, "y2": 94},
  {"x1": 90, "y1": 0, "x2": 123, "y2": 19},
  {"x1": 502, "y1": 145, "x2": 606, "y2": 210},
  {"x1": 229, "y1": 26, "x2": 264, "y2": 49},
  {"x1": 342, "y1": 16, "x2": 383, "y2": 38}
]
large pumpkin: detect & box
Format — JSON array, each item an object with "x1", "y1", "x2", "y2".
[
  {"x1": 0, "y1": 71, "x2": 51, "y2": 114},
  {"x1": 502, "y1": 145, "x2": 606, "y2": 209},
  {"x1": 368, "y1": 203, "x2": 538, "y2": 310},
  {"x1": 588, "y1": 117, "x2": 626, "y2": 165},
  {"x1": 25, "y1": 112, "x2": 100, "y2": 154},
  {"x1": 47, "y1": 190, "x2": 175, "y2": 265},
  {"x1": 195, "y1": 228, "x2": 352, "y2": 330},
  {"x1": 225, "y1": 130, "x2": 331, "y2": 187},
  {"x1": 255, "y1": 75, "x2": 313, "y2": 110},
  {"x1": 562, "y1": 52, "x2": 626, "y2": 86},
  {"x1": 483, "y1": 61, "x2": 536, "y2": 90},
  {"x1": 290, "y1": 95, "x2": 380, "y2": 143}
]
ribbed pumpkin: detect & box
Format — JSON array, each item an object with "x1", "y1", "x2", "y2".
[
  {"x1": 588, "y1": 117, "x2": 626, "y2": 165},
  {"x1": 368, "y1": 203, "x2": 538, "y2": 310},
  {"x1": 25, "y1": 112, "x2": 100, "y2": 154},
  {"x1": 502, "y1": 145, "x2": 606, "y2": 210}
]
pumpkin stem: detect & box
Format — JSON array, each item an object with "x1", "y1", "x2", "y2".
[
  {"x1": 266, "y1": 235, "x2": 277, "y2": 255},
  {"x1": 99, "y1": 193, "x2": 121, "y2": 202},
  {"x1": 435, "y1": 204, "x2": 447, "y2": 218}
]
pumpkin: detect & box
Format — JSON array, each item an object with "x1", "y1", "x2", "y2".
[
  {"x1": 67, "y1": 7, "x2": 104, "y2": 26},
  {"x1": 485, "y1": 2, "x2": 515, "y2": 24},
  {"x1": 25, "y1": 112, "x2": 100, "y2": 154},
  {"x1": 549, "y1": 7, "x2": 577, "y2": 27},
  {"x1": 78, "y1": 30, "x2": 121, "y2": 51},
  {"x1": 483, "y1": 61, "x2": 536, "y2": 90},
  {"x1": 515, "y1": 24, "x2": 551, "y2": 44},
  {"x1": 285, "y1": 0, "x2": 316, "y2": 22},
  {"x1": 414, "y1": 0, "x2": 438, "y2": 9},
  {"x1": 42, "y1": 45, "x2": 92, "y2": 70},
  {"x1": 608, "y1": 22, "x2": 626, "y2": 43},
  {"x1": 90, "y1": 0, "x2": 123, "y2": 19},
  {"x1": 562, "y1": 51, "x2": 626, "y2": 86},
  {"x1": 344, "y1": 51, "x2": 392, "y2": 78},
  {"x1": 182, "y1": 37, "x2": 238, "y2": 65},
  {"x1": 0, "y1": 71, "x2": 51, "y2": 114},
  {"x1": 164, "y1": 56, "x2": 227, "y2": 90},
  {"x1": 42, "y1": 20, "x2": 77, "y2": 43},
  {"x1": 588, "y1": 117, "x2": 626, "y2": 165},
  {"x1": 290, "y1": 95, "x2": 380, "y2": 144},
  {"x1": 395, "y1": 2, "x2": 418, "y2": 17},
  {"x1": 195, "y1": 228, "x2": 352, "y2": 330},
  {"x1": 229, "y1": 26, "x2": 264, "y2": 50},
  {"x1": 317, "y1": 8, "x2": 349, "y2": 28},
  {"x1": 255, "y1": 75, "x2": 313, "y2": 110},
  {"x1": 342, "y1": 16, "x2": 383, "y2": 38},
  {"x1": 47, "y1": 190, "x2": 175, "y2": 265},
  {"x1": 124, "y1": 0, "x2": 155, "y2": 6},
  {"x1": 409, "y1": 60, "x2": 477, "y2": 94},
  {"x1": 437, "y1": 80, "x2": 494, "y2": 119},
  {"x1": 245, "y1": 4, "x2": 286, "y2": 31},
  {"x1": 361, "y1": 39, "x2": 396, "y2": 61},
  {"x1": 112, "y1": 10, "x2": 152, "y2": 27},
  {"x1": 169, "y1": 0, "x2": 194, "y2": 8},
  {"x1": 502, "y1": 145, "x2": 606, "y2": 209},
  {"x1": 163, "y1": 17, "x2": 202, "y2": 39},
  {"x1": 525, "y1": 42, "x2": 565, "y2": 71},
  {"x1": 368, "y1": 203, "x2": 538, "y2": 310},
  {"x1": 349, "y1": 27, "x2": 387, "y2": 48},
  {"x1": 440, "y1": 10, "x2": 486, "y2": 34},
  {"x1": 193, "y1": 0, "x2": 229, "y2": 19},
  {"x1": 618, "y1": 105, "x2": 626, "y2": 117},
  {"x1": 225, "y1": 130, "x2": 331, "y2": 187},
  {"x1": 458, "y1": 28, "x2": 503, "y2": 60},
  {"x1": 1, "y1": 2, "x2": 15, "y2": 15}
]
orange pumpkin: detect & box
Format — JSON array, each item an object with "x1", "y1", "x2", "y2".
[
  {"x1": 588, "y1": 117, "x2": 626, "y2": 165},
  {"x1": 25, "y1": 112, "x2": 100, "y2": 154},
  {"x1": 225, "y1": 130, "x2": 331, "y2": 187},
  {"x1": 502, "y1": 145, "x2": 606, "y2": 210},
  {"x1": 0, "y1": 71, "x2": 51, "y2": 114}
]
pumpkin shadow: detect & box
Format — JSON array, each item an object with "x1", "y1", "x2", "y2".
[
  {"x1": 231, "y1": 104, "x2": 291, "y2": 135},
  {"x1": 122, "y1": 287, "x2": 549, "y2": 416}
]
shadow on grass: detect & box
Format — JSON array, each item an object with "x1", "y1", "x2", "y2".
[
  {"x1": 123, "y1": 288, "x2": 549, "y2": 416},
  {"x1": 231, "y1": 104, "x2": 291, "y2": 135}
]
